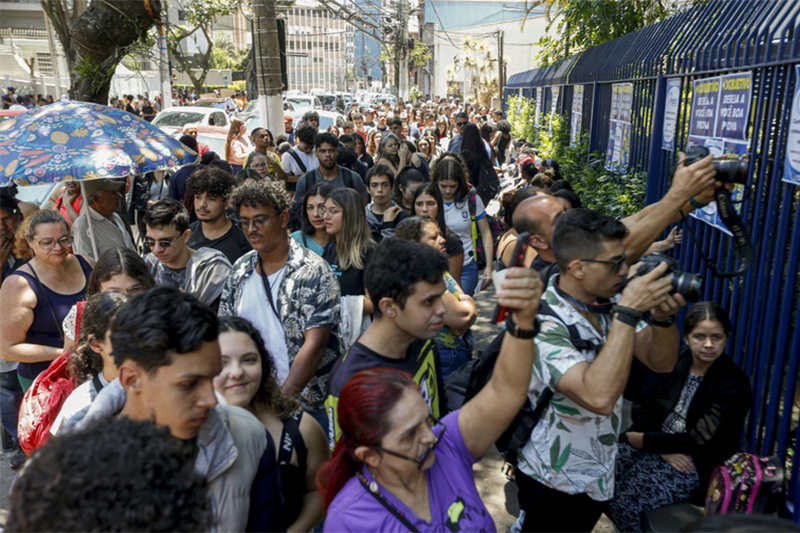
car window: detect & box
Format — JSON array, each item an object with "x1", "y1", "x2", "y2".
[
  {"x1": 319, "y1": 116, "x2": 333, "y2": 131},
  {"x1": 213, "y1": 112, "x2": 228, "y2": 126},
  {"x1": 153, "y1": 111, "x2": 206, "y2": 127}
]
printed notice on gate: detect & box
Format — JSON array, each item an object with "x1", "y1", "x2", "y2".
[
  {"x1": 687, "y1": 74, "x2": 752, "y2": 235},
  {"x1": 549, "y1": 86, "x2": 560, "y2": 135},
  {"x1": 570, "y1": 85, "x2": 584, "y2": 147},
  {"x1": 535, "y1": 88, "x2": 542, "y2": 128},
  {"x1": 662, "y1": 78, "x2": 681, "y2": 151},
  {"x1": 606, "y1": 83, "x2": 633, "y2": 173},
  {"x1": 783, "y1": 65, "x2": 800, "y2": 186}
]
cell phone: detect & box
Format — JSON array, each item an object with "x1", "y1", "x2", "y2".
[{"x1": 492, "y1": 232, "x2": 530, "y2": 323}]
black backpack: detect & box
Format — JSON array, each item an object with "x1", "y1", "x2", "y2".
[
  {"x1": 476, "y1": 157, "x2": 500, "y2": 206},
  {"x1": 444, "y1": 301, "x2": 602, "y2": 465}
]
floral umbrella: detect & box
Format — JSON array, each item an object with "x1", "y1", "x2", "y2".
[{"x1": 0, "y1": 100, "x2": 198, "y2": 186}]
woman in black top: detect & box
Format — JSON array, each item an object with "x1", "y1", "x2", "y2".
[
  {"x1": 459, "y1": 123, "x2": 496, "y2": 204},
  {"x1": 610, "y1": 302, "x2": 751, "y2": 532},
  {"x1": 411, "y1": 182, "x2": 464, "y2": 283},
  {"x1": 353, "y1": 134, "x2": 374, "y2": 170}
]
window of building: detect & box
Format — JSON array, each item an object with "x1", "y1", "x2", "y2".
[{"x1": 35, "y1": 53, "x2": 54, "y2": 75}]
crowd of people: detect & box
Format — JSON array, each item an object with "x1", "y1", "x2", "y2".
[{"x1": 0, "y1": 92, "x2": 786, "y2": 533}]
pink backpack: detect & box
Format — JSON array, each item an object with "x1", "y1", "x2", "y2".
[{"x1": 705, "y1": 453, "x2": 784, "y2": 515}]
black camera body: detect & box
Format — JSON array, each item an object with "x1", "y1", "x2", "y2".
[
  {"x1": 684, "y1": 145, "x2": 748, "y2": 185},
  {"x1": 631, "y1": 253, "x2": 703, "y2": 302}
]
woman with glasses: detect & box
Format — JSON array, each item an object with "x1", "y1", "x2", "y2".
[
  {"x1": 0, "y1": 210, "x2": 93, "y2": 392},
  {"x1": 62, "y1": 247, "x2": 155, "y2": 349},
  {"x1": 316, "y1": 260, "x2": 542, "y2": 532},
  {"x1": 610, "y1": 302, "x2": 751, "y2": 532},
  {"x1": 291, "y1": 183, "x2": 333, "y2": 257}
]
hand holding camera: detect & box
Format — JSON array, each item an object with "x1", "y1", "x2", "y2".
[{"x1": 669, "y1": 150, "x2": 716, "y2": 205}]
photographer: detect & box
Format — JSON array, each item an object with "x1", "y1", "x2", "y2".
[{"x1": 515, "y1": 208, "x2": 687, "y2": 533}]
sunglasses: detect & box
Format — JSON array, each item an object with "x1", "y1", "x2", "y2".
[
  {"x1": 580, "y1": 252, "x2": 628, "y2": 273},
  {"x1": 144, "y1": 234, "x2": 182, "y2": 249}
]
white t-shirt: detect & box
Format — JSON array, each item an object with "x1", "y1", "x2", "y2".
[
  {"x1": 236, "y1": 268, "x2": 290, "y2": 383},
  {"x1": 281, "y1": 148, "x2": 319, "y2": 177},
  {"x1": 51, "y1": 373, "x2": 110, "y2": 435},
  {"x1": 444, "y1": 196, "x2": 486, "y2": 266}
]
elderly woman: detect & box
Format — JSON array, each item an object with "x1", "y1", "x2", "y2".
[
  {"x1": 0, "y1": 210, "x2": 93, "y2": 391},
  {"x1": 317, "y1": 265, "x2": 542, "y2": 532}
]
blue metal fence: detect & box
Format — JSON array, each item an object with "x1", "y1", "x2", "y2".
[{"x1": 505, "y1": 0, "x2": 800, "y2": 521}]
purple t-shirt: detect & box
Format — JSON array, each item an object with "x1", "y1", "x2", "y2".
[{"x1": 323, "y1": 410, "x2": 496, "y2": 533}]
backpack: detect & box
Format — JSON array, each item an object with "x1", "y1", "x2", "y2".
[
  {"x1": 476, "y1": 157, "x2": 500, "y2": 206},
  {"x1": 705, "y1": 453, "x2": 784, "y2": 515},
  {"x1": 17, "y1": 302, "x2": 85, "y2": 456},
  {"x1": 444, "y1": 300, "x2": 601, "y2": 465},
  {"x1": 468, "y1": 190, "x2": 503, "y2": 272}
]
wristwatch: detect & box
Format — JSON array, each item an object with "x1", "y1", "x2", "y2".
[{"x1": 506, "y1": 314, "x2": 539, "y2": 339}]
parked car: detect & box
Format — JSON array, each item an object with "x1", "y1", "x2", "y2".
[
  {"x1": 194, "y1": 97, "x2": 238, "y2": 115},
  {"x1": 152, "y1": 107, "x2": 230, "y2": 136},
  {"x1": 284, "y1": 95, "x2": 322, "y2": 113},
  {"x1": 248, "y1": 109, "x2": 345, "y2": 135},
  {"x1": 171, "y1": 125, "x2": 229, "y2": 157},
  {"x1": 318, "y1": 93, "x2": 344, "y2": 112}
]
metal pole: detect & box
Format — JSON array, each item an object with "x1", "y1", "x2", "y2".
[
  {"x1": 158, "y1": 9, "x2": 172, "y2": 109},
  {"x1": 253, "y1": 0, "x2": 284, "y2": 136},
  {"x1": 398, "y1": 0, "x2": 409, "y2": 99},
  {"x1": 497, "y1": 30, "x2": 504, "y2": 99}
]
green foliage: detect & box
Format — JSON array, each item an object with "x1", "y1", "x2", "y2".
[
  {"x1": 73, "y1": 56, "x2": 116, "y2": 95},
  {"x1": 507, "y1": 94, "x2": 646, "y2": 218},
  {"x1": 409, "y1": 41, "x2": 432, "y2": 68},
  {"x1": 408, "y1": 85, "x2": 420, "y2": 105},
  {"x1": 209, "y1": 37, "x2": 249, "y2": 70}
]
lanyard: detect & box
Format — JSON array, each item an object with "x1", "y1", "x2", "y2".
[
  {"x1": 258, "y1": 260, "x2": 283, "y2": 318},
  {"x1": 357, "y1": 473, "x2": 420, "y2": 533}
]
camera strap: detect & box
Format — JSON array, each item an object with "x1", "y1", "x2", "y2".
[
  {"x1": 682, "y1": 187, "x2": 753, "y2": 278},
  {"x1": 554, "y1": 281, "x2": 614, "y2": 314}
]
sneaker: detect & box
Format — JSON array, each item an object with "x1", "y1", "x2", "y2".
[{"x1": 10, "y1": 449, "x2": 26, "y2": 471}]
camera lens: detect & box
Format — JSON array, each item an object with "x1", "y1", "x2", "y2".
[
  {"x1": 713, "y1": 159, "x2": 748, "y2": 185},
  {"x1": 671, "y1": 272, "x2": 703, "y2": 302}
]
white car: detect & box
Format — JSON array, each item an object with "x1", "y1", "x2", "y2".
[
  {"x1": 284, "y1": 95, "x2": 322, "y2": 113},
  {"x1": 151, "y1": 106, "x2": 230, "y2": 136}
]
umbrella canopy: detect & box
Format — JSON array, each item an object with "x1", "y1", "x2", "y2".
[{"x1": 0, "y1": 100, "x2": 198, "y2": 186}]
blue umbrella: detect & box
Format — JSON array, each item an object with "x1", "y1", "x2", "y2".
[{"x1": 0, "y1": 100, "x2": 198, "y2": 186}]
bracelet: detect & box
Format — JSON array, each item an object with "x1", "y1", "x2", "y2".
[
  {"x1": 690, "y1": 198, "x2": 708, "y2": 209},
  {"x1": 650, "y1": 316, "x2": 676, "y2": 327},
  {"x1": 614, "y1": 311, "x2": 639, "y2": 328},
  {"x1": 612, "y1": 305, "x2": 645, "y2": 320}
]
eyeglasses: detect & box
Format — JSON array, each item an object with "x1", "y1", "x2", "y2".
[
  {"x1": 580, "y1": 252, "x2": 628, "y2": 273},
  {"x1": 34, "y1": 235, "x2": 73, "y2": 250},
  {"x1": 235, "y1": 214, "x2": 277, "y2": 230},
  {"x1": 251, "y1": 162, "x2": 268, "y2": 169},
  {"x1": 374, "y1": 415, "x2": 445, "y2": 470},
  {"x1": 455, "y1": 121, "x2": 467, "y2": 128},
  {"x1": 144, "y1": 234, "x2": 182, "y2": 249},
  {"x1": 321, "y1": 207, "x2": 340, "y2": 219}
]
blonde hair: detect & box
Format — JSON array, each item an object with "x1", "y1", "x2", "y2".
[
  {"x1": 328, "y1": 188, "x2": 374, "y2": 270},
  {"x1": 14, "y1": 209, "x2": 69, "y2": 259}
]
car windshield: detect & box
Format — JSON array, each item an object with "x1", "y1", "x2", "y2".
[
  {"x1": 193, "y1": 101, "x2": 225, "y2": 109},
  {"x1": 285, "y1": 98, "x2": 313, "y2": 110},
  {"x1": 153, "y1": 112, "x2": 206, "y2": 127},
  {"x1": 243, "y1": 100, "x2": 258, "y2": 114},
  {"x1": 197, "y1": 135, "x2": 227, "y2": 156},
  {"x1": 318, "y1": 95, "x2": 337, "y2": 106}
]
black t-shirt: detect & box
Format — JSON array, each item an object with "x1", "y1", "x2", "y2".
[
  {"x1": 531, "y1": 254, "x2": 559, "y2": 281},
  {"x1": 141, "y1": 105, "x2": 155, "y2": 121},
  {"x1": 325, "y1": 338, "x2": 446, "y2": 448},
  {"x1": 322, "y1": 243, "x2": 373, "y2": 296},
  {"x1": 187, "y1": 220, "x2": 252, "y2": 265}
]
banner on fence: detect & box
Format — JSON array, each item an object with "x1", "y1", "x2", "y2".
[
  {"x1": 783, "y1": 65, "x2": 800, "y2": 187},
  {"x1": 570, "y1": 85, "x2": 584, "y2": 147},
  {"x1": 535, "y1": 88, "x2": 542, "y2": 128},
  {"x1": 662, "y1": 78, "x2": 681, "y2": 151},
  {"x1": 687, "y1": 72, "x2": 752, "y2": 235},
  {"x1": 549, "y1": 86, "x2": 560, "y2": 135},
  {"x1": 606, "y1": 82, "x2": 633, "y2": 172}
]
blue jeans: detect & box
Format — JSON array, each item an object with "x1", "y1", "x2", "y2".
[
  {"x1": 461, "y1": 262, "x2": 479, "y2": 296},
  {"x1": 0, "y1": 370, "x2": 23, "y2": 442},
  {"x1": 438, "y1": 347, "x2": 470, "y2": 383}
]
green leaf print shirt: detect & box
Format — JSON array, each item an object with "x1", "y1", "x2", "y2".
[{"x1": 516, "y1": 276, "x2": 648, "y2": 502}]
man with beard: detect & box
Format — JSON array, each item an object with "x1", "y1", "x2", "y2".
[
  {"x1": 293, "y1": 132, "x2": 368, "y2": 206},
  {"x1": 186, "y1": 166, "x2": 251, "y2": 264}
]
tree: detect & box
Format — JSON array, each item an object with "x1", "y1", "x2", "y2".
[
  {"x1": 449, "y1": 37, "x2": 499, "y2": 108},
  {"x1": 530, "y1": 0, "x2": 708, "y2": 66},
  {"x1": 209, "y1": 36, "x2": 249, "y2": 70},
  {"x1": 166, "y1": 0, "x2": 240, "y2": 94},
  {"x1": 43, "y1": 0, "x2": 161, "y2": 103}
]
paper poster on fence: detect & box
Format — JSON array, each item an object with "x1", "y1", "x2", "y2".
[
  {"x1": 783, "y1": 65, "x2": 800, "y2": 186},
  {"x1": 570, "y1": 85, "x2": 584, "y2": 147},
  {"x1": 606, "y1": 83, "x2": 633, "y2": 172},
  {"x1": 549, "y1": 86, "x2": 560, "y2": 135},
  {"x1": 534, "y1": 88, "x2": 542, "y2": 128},
  {"x1": 687, "y1": 73, "x2": 752, "y2": 236},
  {"x1": 662, "y1": 78, "x2": 681, "y2": 151}
]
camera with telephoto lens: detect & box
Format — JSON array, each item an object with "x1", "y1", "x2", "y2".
[
  {"x1": 684, "y1": 145, "x2": 748, "y2": 184},
  {"x1": 628, "y1": 253, "x2": 703, "y2": 302}
]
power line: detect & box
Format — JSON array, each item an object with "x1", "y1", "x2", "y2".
[{"x1": 427, "y1": 0, "x2": 458, "y2": 47}]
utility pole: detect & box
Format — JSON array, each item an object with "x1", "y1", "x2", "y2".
[
  {"x1": 253, "y1": 0, "x2": 284, "y2": 137},
  {"x1": 398, "y1": 0, "x2": 409, "y2": 99},
  {"x1": 496, "y1": 30, "x2": 504, "y2": 101},
  {"x1": 158, "y1": 8, "x2": 172, "y2": 107}
]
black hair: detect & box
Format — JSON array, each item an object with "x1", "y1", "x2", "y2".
[
  {"x1": 338, "y1": 134, "x2": 355, "y2": 145},
  {"x1": 683, "y1": 301, "x2": 733, "y2": 338},
  {"x1": 297, "y1": 124, "x2": 318, "y2": 146},
  {"x1": 454, "y1": 111, "x2": 469, "y2": 121},
  {"x1": 394, "y1": 167, "x2": 426, "y2": 206},
  {"x1": 209, "y1": 159, "x2": 233, "y2": 175},
  {"x1": 186, "y1": 165, "x2": 236, "y2": 199},
  {"x1": 302, "y1": 110, "x2": 320, "y2": 121},
  {"x1": 367, "y1": 164, "x2": 395, "y2": 188},
  {"x1": 431, "y1": 153, "x2": 470, "y2": 203},
  {"x1": 234, "y1": 169, "x2": 262, "y2": 186},
  {"x1": 87, "y1": 247, "x2": 155, "y2": 297},
  {"x1": 68, "y1": 291, "x2": 129, "y2": 383},
  {"x1": 550, "y1": 179, "x2": 573, "y2": 194},
  {"x1": 314, "y1": 132, "x2": 339, "y2": 150},
  {"x1": 461, "y1": 123, "x2": 489, "y2": 163},
  {"x1": 530, "y1": 173, "x2": 554, "y2": 190},
  {"x1": 179, "y1": 135, "x2": 199, "y2": 153},
  {"x1": 229, "y1": 179, "x2": 291, "y2": 216},
  {"x1": 395, "y1": 216, "x2": 438, "y2": 243},
  {"x1": 552, "y1": 208, "x2": 629, "y2": 271},
  {"x1": 496, "y1": 119, "x2": 511, "y2": 134},
  {"x1": 301, "y1": 182, "x2": 334, "y2": 236},
  {"x1": 144, "y1": 198, "x2": 190, "y2": 233},
  {"x1": 218, "y1": 317, "x2": 299, "y2": 419},
  {"x1": 387, "y1": 116, "x2": 403, "y2": 128},
  {"x1": 6, "y1": 417, "x2": 211, "y2": 532},
  {"x1": 553, "y1": 189, "x2": 582, "y2": 209},
  {"x1": 365, "y1": 238, "x2": 448, "y2": 318},
  {"x1": 411, "y1": 182, "x2": 448, "y2": 232},
  {"x1": 110, "y1": 287, "x2": 219, "y2": 374}
]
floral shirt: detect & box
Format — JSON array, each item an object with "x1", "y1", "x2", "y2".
[
  {"x1": 516, "y1": 276, "x2": 648, "y2": 501},
  {"x1": 219, "y1": 240, "x2": 342, "y2": 411}
]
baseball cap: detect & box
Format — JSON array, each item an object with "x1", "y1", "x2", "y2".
[{"x1": 284, "y1": 116, "x2": 293, "y2": 123}]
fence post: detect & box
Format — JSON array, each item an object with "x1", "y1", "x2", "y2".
[
  {"x1": 645, "y1": 75, "x2": 667, "y2": 206},
  {"x1": 588, "y1": 81, "x2": 601, "y2": 154}
]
